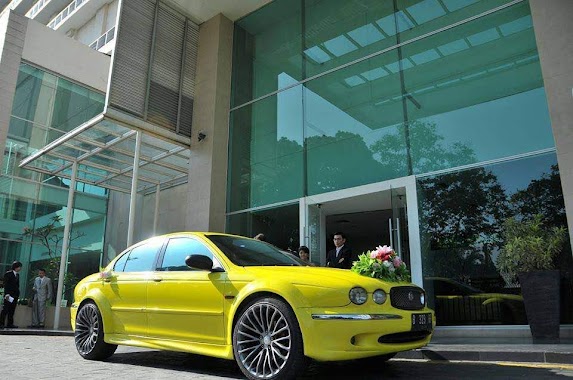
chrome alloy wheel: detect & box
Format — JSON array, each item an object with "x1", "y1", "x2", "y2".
[
  {"x1": 236, "y1": 302, "x2": 292, "y2": 379},
  {"x1": 75, "y1": 303, "x2": 100, "y2": 356}
]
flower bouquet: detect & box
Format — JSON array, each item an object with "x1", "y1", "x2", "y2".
[{"x1": 351, "y1": 245, "x2": 411, "y2": 282}]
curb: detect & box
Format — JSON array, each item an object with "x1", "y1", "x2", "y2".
[
  {"x1": 0, "y1": 328, "x2": 73, "y2": 336},
  {"x1": 396, "y1": 348, "x2": 573, "y2": 365}
]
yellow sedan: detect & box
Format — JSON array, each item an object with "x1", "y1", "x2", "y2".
[{"x1": 71, "y1": 233, "x2": 434, "y2": 380}]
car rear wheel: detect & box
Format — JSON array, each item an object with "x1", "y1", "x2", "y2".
[
  {"x1": 233, "y1": 297, "x2": 307, "y2": 380},
  {"x1": 74, "y1": 301, "x2": 117, "y2": 360}
]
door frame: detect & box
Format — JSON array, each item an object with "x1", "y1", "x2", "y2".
[{"x1": 299, "y1": 175, "x2": 423, "y2": 287}]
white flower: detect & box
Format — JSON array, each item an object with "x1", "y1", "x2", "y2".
[{"x1": 382, "y1": 261, "x2": 392, "y2": 268}]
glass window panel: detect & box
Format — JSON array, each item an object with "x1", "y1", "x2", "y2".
[
  {"x1": 397, "y1": 0, "x2": 515, "y2": 43},
  {"x1": 418, "y1": 153, "x2": 572, "y2": 325},
  {"x1": 228, "y1": 84, "x2": 304, "y2": 212},
  {"x1": 232, "y1": 0, "x2": 302, "y2": 107},
  {"x1": 226, "y1": 204, "x2": 300, "y2": 253},
  {"x1": 401, "y1": 1, "x2": 553, "y2": 174},
  {"x1": 304, "y1": 0, "x2": 398, "y2": 79},
  {"x1": 123, "y1": 239, "x2": 163, "y2": 272},
  {"x1": 159, "y1": 238, "x2": 213, "y2": 271},
  {"x1": 303, "y1": 48, "x2": 407, "y2": 195}
]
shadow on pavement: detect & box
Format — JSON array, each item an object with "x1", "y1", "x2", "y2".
[{"x1": 107, "y1": 350, "x2": 571, "y2": 379}]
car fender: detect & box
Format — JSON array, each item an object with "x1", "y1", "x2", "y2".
[
  {"x1": 80, "y1": 288, "x2": 115, "y2": 335},
  {"x1": 226, "y1": 279, "x2": 311, "y2": 346}
]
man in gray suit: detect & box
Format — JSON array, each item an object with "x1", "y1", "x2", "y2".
[{"x1": 30, "y1": 269, "x2": 52, "y2": 328}]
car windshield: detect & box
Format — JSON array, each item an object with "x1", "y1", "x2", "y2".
[{"x1": 206, "y1": 235, "x2": 305, "y2": 266}]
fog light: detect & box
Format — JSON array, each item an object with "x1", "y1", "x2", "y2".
[
  {"x1": 373, "y1": 289, "x2": 387, "y2": 304},
  {"x1": 349, "y1": 287, "x2": 368, "y2": 305}
]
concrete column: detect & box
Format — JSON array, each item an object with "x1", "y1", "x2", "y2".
[
  {"x1": 530, "y1": 0, "x2": 573, "y2": 248},
  {"x1": 187, "y1": 14, "x2": 233, "y2": 232},
  {"x1": 0, "y1": 11, "x2": 27, "y2": 170}
]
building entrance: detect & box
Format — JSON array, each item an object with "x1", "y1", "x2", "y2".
[{"x1": 301, "y1": 176, "x2": 423, "y2": 286}]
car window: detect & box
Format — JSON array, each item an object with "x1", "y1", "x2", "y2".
[
  {"x1": 113, "y1": 250, "x2": 130, "y2": 272},
  {"x1": 123, "y1": 239, "x2": 164, "y2": 272},
  {"x1": 206, "y1": 235, "x2": 304, "y2": 267},
  {"x1": 159, "y1": 237, "x2": 214, "y2": 271}
]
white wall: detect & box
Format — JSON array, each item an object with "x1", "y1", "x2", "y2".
[
  {"x1": 22, "y1": 18, "x2": 110, "y2": 92},
  {"x1": 75, "y1": 0, "x2": 118, "y2": 47}
]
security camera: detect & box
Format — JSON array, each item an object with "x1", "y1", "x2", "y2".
[{"x1": 198, "y1": 132, "x2": 206, "y2": 142}]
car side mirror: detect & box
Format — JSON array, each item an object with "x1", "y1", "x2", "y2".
[
  {"x1": 185, "y1": 254, "x2": 215, "y2": 271},
  {"x1": 99, "y1": 270, "x2": 114, "y2": 282}
]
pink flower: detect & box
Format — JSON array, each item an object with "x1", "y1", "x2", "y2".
[
  {"x1": 393, "y1": 257, "x2": 403, "y2": 268},
  {"x1": 374, "y1": 245, "x2": 394, "y2": 261},
  {"x1": 370, "y1": 251, "x2": 378, "y2": 259}
]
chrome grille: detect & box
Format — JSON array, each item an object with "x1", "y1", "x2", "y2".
[{"x1": 390, "y1": 286, "x2": 425, "y2": 310}]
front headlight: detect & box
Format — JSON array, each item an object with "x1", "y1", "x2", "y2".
[
  {"x1": 373, "y1": 289, "x2": 387, "y2": 304},
  {"x1": 349, "y1": 287, "x2": 368, "y2": 305},
  {"x1": 420, "y1": 291, "x2": 426, "y2": 306}
]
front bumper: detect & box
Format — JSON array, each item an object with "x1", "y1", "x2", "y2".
[{"x1": 298, "y1": 306, "x2": 434, "y2": 361}]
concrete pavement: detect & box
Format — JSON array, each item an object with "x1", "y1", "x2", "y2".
[
  {"x1": 1, "y1": 327, "x2": 573, "y2": 367},
  {"x1": 1, "y1": 335, "x2": 573, "y2": 379}
]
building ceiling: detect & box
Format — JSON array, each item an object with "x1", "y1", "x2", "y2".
[{"x1": 164, "y1": 0, "x2": 272, "y2": 23}]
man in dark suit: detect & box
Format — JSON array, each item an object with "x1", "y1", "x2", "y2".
[
  {"x1": 326, "y1": 232, "x2": 353, "y2": 269},
  {"x1": 0, "y1": 261, "x2": 23, "y2": 329}
]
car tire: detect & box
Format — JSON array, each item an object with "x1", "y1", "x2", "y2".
[
  {"x1": 233, "y1": 297, "x2": 307, "y2": 380},
  {"x1": 74, "y1": 301, "x2": 117, "y2": 360}
]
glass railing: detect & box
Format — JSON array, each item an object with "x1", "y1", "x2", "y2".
[
  {"x1": 89, "y1": 26, "x2": 115, "y2": 51},
  {"x1": 47, "y1": 0, "x2": 86, "y2": 29},
  {"x1": 27, "y1": 0, "x2": 49, "y2": 18}
]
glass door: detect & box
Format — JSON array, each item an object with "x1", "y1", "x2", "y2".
[
  {"x1": 307, "y1": 203, "x2": 322, "y2": 266},
  {"x1": 390, "y1": 186, "x2": 410, "y2": 268}
]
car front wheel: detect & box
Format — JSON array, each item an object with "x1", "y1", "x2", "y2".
[
  {"x1": 233, "y1": 297, "x2": 307, "y2": 380},
  {"x1": 74, "y1": 301, "x2": 117, "y2": 360}
]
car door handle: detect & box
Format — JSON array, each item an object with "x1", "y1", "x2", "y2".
[{"x1": 152, "y1": 277, "x2": 163, "y2": 282}]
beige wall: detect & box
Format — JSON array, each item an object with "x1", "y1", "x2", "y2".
[
  {"x1": 530, "y1": 0, "x2": 573, "y2": 249},
  {"x1": 140, "y1": 184, "x2": 189, "y2": 238},
  {"x1": 186, "y1": 13, "x2": 233, "y2": 232}
]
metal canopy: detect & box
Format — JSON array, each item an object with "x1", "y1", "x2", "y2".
[{"x1": 18, "y1": 110, "x2": 191, "y2": 195}]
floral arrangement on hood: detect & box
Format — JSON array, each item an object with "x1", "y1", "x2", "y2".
[{"x1": 351, "y1": 245, "x2": 411, "y2": 282}]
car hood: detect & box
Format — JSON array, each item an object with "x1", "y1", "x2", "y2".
[{"x1": 243, "y1": 266, "x2": 401, "y2": 292}]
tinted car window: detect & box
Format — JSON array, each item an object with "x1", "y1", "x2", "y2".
[
  {"x1": 206, "y1": 235, "x2": 304, "y2": 266},
  {"x1": 159, "y1": 238, "x2": 214, "y2": 271},
  {"x1": 113, "y1": 250, "x2": 130, "y2": 272},
  {"x1": 123, "y1": 239, "x2": 163, "y2": 272}
]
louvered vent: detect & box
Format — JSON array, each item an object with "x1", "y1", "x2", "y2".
[{"x1": 107, "y1": 0, "x2": 198, "y2": 138}]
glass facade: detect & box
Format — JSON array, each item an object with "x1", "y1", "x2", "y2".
[
  {"x1": 229, "y1": 0, "x2": 572, "y2": 326},
  {"x1": 1, "y1": 63, "x2": 107, "y2": 305}
]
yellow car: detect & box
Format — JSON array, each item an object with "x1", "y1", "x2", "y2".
[{"x1": 71, "y1": 233, "x2": 434, "y2": 380}]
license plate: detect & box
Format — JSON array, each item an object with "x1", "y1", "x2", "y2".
[{"x1": 411, "y1": 313, "x2": 432, "y2": 331}]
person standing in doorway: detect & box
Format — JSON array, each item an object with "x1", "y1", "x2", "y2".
[
  {"x1": 326, "y1": 232, "x2": 353, "y2": 269},
  {"x1": 298, "y1": 246, "x2": 310, "y2": 263},
  {"x1": 30, "y1": 268, "x2": 52, "y2": 328},
  {"x1": 0, "y1": 261, "x2": 23, "y2": 329}
]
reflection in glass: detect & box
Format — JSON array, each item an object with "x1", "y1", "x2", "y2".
[
  {"x1": 419, "y1": 153, "x2": 572, "y2": 325},
  {"x1": 1, "y1": 63, "x2": 108, "y2": 303},
  {"x1": 226, "y1": 204, "x2": 299, "y2": 254}
]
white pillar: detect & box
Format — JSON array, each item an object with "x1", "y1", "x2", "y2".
[
  {"x1": 54, "y1": 161, "x2": 77, "y2": 330},
  {"x1": 127, "y1": 131, "x2": 142, "y2": 246},
  {"x1": 153, "y1": 183, "x2": 160, "y2": 235}
]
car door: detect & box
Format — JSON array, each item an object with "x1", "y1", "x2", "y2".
[
  {"x1": 101, "y1": 238, "x2": 164, "y2": 336},
  {"x1": 146, "y1": 236, "x2": 227, "y2": 344}
]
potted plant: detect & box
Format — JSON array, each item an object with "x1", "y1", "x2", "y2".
[{"x1": 497, "y1": 214, "x2": 567, "y2": 343}]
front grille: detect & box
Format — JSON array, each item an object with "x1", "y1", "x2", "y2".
[
  {"x1": 390, "y1": 286, "x2": 425, "y2": 310},
  {"x1": 378, "y1": 330, "x2": 431, "y2": 344}
]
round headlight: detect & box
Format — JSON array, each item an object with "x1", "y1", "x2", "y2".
[
  {"x1": 420, "y1": 292, "x2": 426, "y2": 306},
  {"x1": 373, "y1": 289, "x2": 387, "y2": 304},
  {"x1": 349, "y1": 287, "x2": 368, "y2": 305}
]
